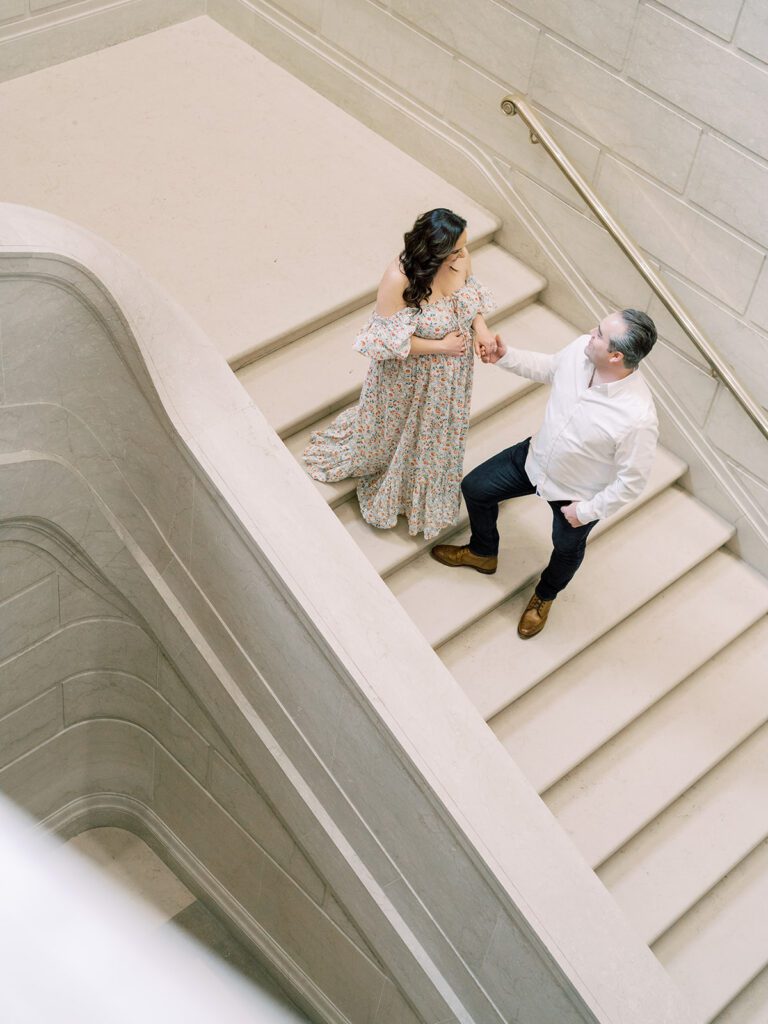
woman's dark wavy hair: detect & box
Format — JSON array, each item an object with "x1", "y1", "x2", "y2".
[{"x1": 399, "y1": 208, "x2": 467, "y2": 307}]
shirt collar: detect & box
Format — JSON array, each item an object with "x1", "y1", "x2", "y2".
[{"x1": 582, "y1": 354, "x2": 640, "y2": 394}]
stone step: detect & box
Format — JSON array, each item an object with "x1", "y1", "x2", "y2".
[
  {"x1": 238, "y1": 244, "x2": 547, "y2": 438},
  {"x1": 442, "y1": 484, "x2": 730, "y2": 719},
  {"x1": 713, "y1": 963, "x2": 768, "y2": 1024},
  {"x1": 387, "y1": 450, "x2": 687, "y2": 651},
  {"x1": 334, "y1": 305, "x2": 577, "y2": 577},
  {"x1": 599, "y1": 710, "x2": 768, "y2": 947},
  {"x1": 491, "y1": 551, "x2": 768, "y2": 792},
  {"x1": 544, "y1": 617, "x2": 768, "y2": 870},
  {"x1": 284, "y1": 303, "x2": 575, "y2": 509},
  {"x1": 653, "y1": 821, "x2": 768, "y2": 1023}
]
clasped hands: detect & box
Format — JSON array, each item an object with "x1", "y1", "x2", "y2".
[{"x1": 441, "y1": 330, "x2": 506, "y2": 361}]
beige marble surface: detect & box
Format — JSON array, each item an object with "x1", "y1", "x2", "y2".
[
  {"x1": 627, "y1": 6, "x2": 768, "y2": 162},
  {"x1": 0, "y1": 15, "x2": 495, "y2": 364},
  {"x1": 530, "y1": 33, "x2": 701, "y2": 192},
  {"x1": 736, "y1": 0, "x2": 768, "y2": 63},
  {"x1": 390, "y1": 0, "x2": 539, "y2": 92},
  {"x1": 67, "y1": 827, "x2": 196, "y2": 922},
  {"x1": 657, "y1": 0, "x2": 743, "y2": 39}
]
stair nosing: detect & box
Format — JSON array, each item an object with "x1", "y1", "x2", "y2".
[
  {"x1": 231, "y1": 226, "x2": 501, "y2": 372},
  {"x1": 415, "y1": 468, "x2": 693, "y2": 653}
]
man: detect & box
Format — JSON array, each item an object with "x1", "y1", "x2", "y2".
[{"x1": 431, "y1": 309, "x2": 658, "y2": 639}]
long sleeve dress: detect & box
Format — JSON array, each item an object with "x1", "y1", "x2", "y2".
[{"x1": 302, "y1": 275, "x2": 495, "y2": 540}]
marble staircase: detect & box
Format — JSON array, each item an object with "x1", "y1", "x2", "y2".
[
  {"x1": 238, "y1": 228, "x2": 768, "y2": 1024},
  {"x1": 4, "y1": 14, "x2": 767, "y2": 1019}
]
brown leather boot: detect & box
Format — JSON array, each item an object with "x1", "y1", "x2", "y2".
[
  {"x1": 517, "y1": 593, "x2": 553, "y2": 639},
  {"x1": 430, "y1": 544, "x2": 497, "y2": 575}
]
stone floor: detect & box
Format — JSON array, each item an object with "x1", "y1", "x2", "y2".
[
  {"x1": 0, "y1": 15, "x2": 495, "y2": 365},
  {"x1": 66, "y1": 827, "x2": 311, "y2": 1023}
]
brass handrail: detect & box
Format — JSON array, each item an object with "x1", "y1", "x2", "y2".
[{"x1": 501, "y1": 95, "x2": 768, "y2": 441}]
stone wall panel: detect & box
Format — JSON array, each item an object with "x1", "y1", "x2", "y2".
[
  {"x1": 627, "y1": 7, "x2": 768, "y2": 162},
  {"x1": 531, "y1": 34, "x2": 701, "y2": 191}
]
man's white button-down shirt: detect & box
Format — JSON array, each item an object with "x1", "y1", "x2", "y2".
[{"x1": 497, "y1": 335, "x2": 658, "y2": 524}]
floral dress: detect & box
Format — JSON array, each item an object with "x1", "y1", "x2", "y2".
[{"x1": 303, "y1": 275, "x2": 495, "y2": 540}]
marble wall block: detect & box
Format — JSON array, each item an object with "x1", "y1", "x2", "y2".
[
  {"x1": 259, "y1": 0, "x2": 322, "y2": 30},
  {"x1": 0, "y1": 545, "x2": 53, "y2": 603},
  {"x1": 0, "y1": 282, "x2": 195, "y2": 566},
  {"x1": 647, "y1": 341, "x2": 719, "y2": 427},
  {"x1": 478, "y1": 910, "x2": 593, "y2": 1024},
  {"x1": 689, "y1": 135, "x2": 768, "y2": 249},
  {"x1": 255, "y1": 855, "x2": 388, "y2": 1024},
  {"x1": 596, "y1": 157, "x2": 764, "y2": 313},
  {"x1": 320, "y1": 0, "x2": 454, "y2": 114},
  {"x1": 0, "y1": 0, "x2": 205, "y2": 83},
  {"x1": 658, "y1": 270, "x2": 768, "y2": 412},
  {"x1": 508, "y1": 0, "x2": 638, "y2": 69},
  {"x1": 656, "y1": 0, "x2": 743, "y2": 39},
  {"x1": 63, "y1": 673, "x2": 210, "y2": 784},
  {"x1": 0, "y1": 688, "x2": 62, "y2": 771},
  {"x1": 321, "y1": 891, "x2": 377, "y2": 958},
  {"x1": 320, "y1": 689, "x2": 512, "y2": 980},
  {"x1": 0, "y1": 574, "x2": 59, "y2": 662},
  {"x1": 29, "y1": 0, "x2": 81, "y2": 11},
  {"x1": 153, "y1": 747, "x2": 268, "y2": 916},
  {"x1": 390, "y1": 0, "x2": 539, "y2": 92},
  {"x1": 628, "y1": 6, "x2": 768, "y2": 162},
  {"x1": 512, "y1": 172, "x2": 654, "y2": 309},
  {"x1": 156, "y1": 656, "x2": 241, "y2": 768},
  {"x1": 208, "y1": 750, "x2": 325, "y2": 903},
  {"x1": 57, "y1": 574, "x2": 129, "y2": 626},
  {"x1": 446, "y1": 59, "x2": 599, "y2": 205},
  {"x1": 748, "y1": 265, "x2": 768, "y2": 334},
  {"x1": 0, "y1": 619, "x2": 157, "y2": 719},
  {"x1": 707, "y1": 389, "x2": 768, "y2": 499},
  {"x1": 735, "y1": 0, "x2": 768, "y2": 64},
  {"x1": 646, "y1": 294, "x2": 712, "y2": 371},
  {"x1": 732, "y1": 466, "x2": 768, "y2": 519},
  {"x1": 152, "y1": 745, "x2": 390, "y2": 1022},
  {"x1": 373, "y1": 980, "x2": 422, "y2": 1024},
  {"x1": 0, "y1": 720, "x2": 154, "y2": 820},
  {"x1": 530, "y1": 34, "x2": 700, "y2": 191},
  {"x1": 0, "y1": 1, "x2": 24, "y2": 24}
]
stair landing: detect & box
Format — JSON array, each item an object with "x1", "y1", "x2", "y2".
[{"x1": 0, "y1": 16, "x2": 497, "y2": 367}]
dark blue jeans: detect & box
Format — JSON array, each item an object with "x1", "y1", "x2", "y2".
[{"x1": 461, "y1": 438, "x2": 597, "y2": 601}]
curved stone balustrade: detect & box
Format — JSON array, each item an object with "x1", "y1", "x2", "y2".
[{"x1": 0, "y1": 203, "x2": 695, "y2": 1023}]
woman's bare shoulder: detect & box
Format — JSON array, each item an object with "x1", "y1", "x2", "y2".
[{"x1": 375, "y1": 260, "x2": 410, "y2": 316}]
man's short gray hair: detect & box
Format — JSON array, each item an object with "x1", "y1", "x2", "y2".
[{"x1": 608, "y1": 309, "x2": 657, "y2": 369}]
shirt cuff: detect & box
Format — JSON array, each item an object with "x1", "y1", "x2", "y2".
[{"x1": 575, "y1": 500, "x2": 596, "y2": 525}]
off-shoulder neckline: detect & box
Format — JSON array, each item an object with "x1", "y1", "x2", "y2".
[
  {"x1": 422, "y1": 275, "x2": 476, "y2": 309},
  {"x1": 372, "y1": 276, "x2": 478, "y2": 319}
]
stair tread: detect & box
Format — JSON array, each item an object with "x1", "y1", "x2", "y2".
[
  {"x1": 599, "y1": 704, "x2": 768, "y2": 947},
  {"x1": 334, "y1": 305, "x2": 577, "y2": 577},
  {"x1": 653, "y1": 821, "x2": 768, "y2": 1023},
  {"x1": 388, "y1": 449, "x2": 688, "y2": 651},
  {"x1": 492, "y1": 551, "x2": 768, "y2": 793},
  {"x1": 230, "y1": 213, "x2": 499, "y2": 368},
  {"x1": 714, "y1": 962, "x2": 768, "y2": 1024},
  {"x1": 442, "y1": 484, "x2": 729, "y2": 718},
  {"x1": 544, "y1": 618, "x2": 768, "y2": 869},
  {"x1": 239, "y1": 245, "x2": 547, "y2": 439}
]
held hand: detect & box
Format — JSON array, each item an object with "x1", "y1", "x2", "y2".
[
  {"x1": 561, "y1": 502, "x2": 582, "y2": 528},
  {"x1": 441, "y1": 330, "x2": 468, "y2": 357},
  {"x1": 474, "y1": 331, "x2": 497, "y2": 358},
  {"x1": 480, "y1": 334, "x2": 507, "y2": 364}
]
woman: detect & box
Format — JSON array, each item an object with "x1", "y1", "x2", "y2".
[{"x1": 303, "y1": 208, "x2": 497, "y2": 541}]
